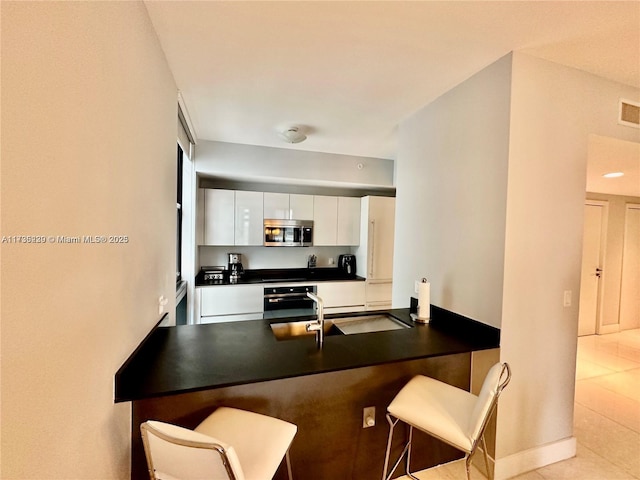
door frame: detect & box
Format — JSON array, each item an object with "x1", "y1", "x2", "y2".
[
  {"x1": 580, "y1": 200, "x2": 610, "y2": 335},
  {"x1": 618, "y1": 203, "x2": 640, "y2": 331}
]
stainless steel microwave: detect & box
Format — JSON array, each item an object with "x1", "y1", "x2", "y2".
[{"x1": 264, "y1": 219, "x2": 313, "y2": 247}]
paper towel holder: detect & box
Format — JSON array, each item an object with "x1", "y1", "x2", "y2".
[{"x1": 415, "y1": 278, "x2": 431, "y2": 324}]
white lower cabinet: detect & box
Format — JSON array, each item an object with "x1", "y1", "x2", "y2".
[
  {"x1": 200, "y1": 313, "x2": 263, "y2": 324},
  {"x1": 365, "y1": 281, "x2": 392, "y2": 311},
  {"x1": 316, "y1": 281, "x2": 366, "y2": 314},
  {"x1": 199, "y1": 285, "x2": 264, "y2": 323}
]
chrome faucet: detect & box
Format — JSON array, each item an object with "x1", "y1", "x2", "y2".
[{"x1": 305, "y1": 292, "x2": 324, "y2": 349}]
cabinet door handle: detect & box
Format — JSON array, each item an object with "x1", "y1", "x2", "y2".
[{"x1": 369, "y1": 220, "x2": 375, "y2": 277}]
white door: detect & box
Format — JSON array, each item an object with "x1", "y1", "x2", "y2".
[
  {"x1": 619, "y1": 204, "x2": 640, "y2": 331},
  {"x1": 578, "y1": 202, "x2": 606, "y2": 336}
]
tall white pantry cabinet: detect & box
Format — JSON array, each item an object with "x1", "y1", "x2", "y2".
[{"x1": 354, "y1": 196, "x2": 396, "y2": 310}]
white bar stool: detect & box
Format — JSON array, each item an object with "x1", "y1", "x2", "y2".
[
  {"x1": 141, "y1": 406, "x2": 297, "y2": 480},
  {"x1": 382, "y1": 362, "x2": 511, "y2": 480}
]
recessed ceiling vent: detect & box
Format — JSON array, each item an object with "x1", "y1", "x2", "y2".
[{"x1": 619, "y1": 99, "x2": 640, "y2": 128}]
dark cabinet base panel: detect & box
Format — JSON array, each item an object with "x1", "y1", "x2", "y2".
[{"x1": 131, "y1": 353, "x2": 470, "y2": 480}]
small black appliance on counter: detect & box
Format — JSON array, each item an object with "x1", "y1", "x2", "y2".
[
  {"x1": 201, "y1": 266, "x2": 226, "y2": 282},
  {"x1": 228, "y1": 253, "x2": 244, "y2": 282},
  {"x1": 338, "y1": 254, "x2": 356, "y2": 276}
]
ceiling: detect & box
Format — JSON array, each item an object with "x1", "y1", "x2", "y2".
[
  {"x1": 588, "y1": 135, "x2": 640, "y2": 197},
  {"x1": 145, "y1": 1, "x2": 640, "y2": 195}
]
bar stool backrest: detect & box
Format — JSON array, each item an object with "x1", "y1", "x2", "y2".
[
  {"x1": 141, "y1": 420, "x2": 245, "y2": 480},
  {"x1": 468, "y1": 363, "x2": 511, "y2": 446}
]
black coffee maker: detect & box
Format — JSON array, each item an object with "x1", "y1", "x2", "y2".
[
  {"x1": 338, "y1": 254, "x2": 356, "y2": 276},
  {"x1": 228, "y1": 253, "x2": 244, "y2": 282}
]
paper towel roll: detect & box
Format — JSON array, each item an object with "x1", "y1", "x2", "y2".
[{"x1": 417, "y1": 280, "x2": 430, "y2": 322}]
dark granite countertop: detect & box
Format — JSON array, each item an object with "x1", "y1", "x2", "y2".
[
  {"x1": 196, "y1": 267, "x2": 365, "y2": 286},
  {"x1": 115, "y1": 306, "x2": 500, "y2": 403}
]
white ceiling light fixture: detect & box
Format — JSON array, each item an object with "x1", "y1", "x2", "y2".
[
  {"x1": 603, "y1": 171, "x2": 625, "y2": 178},
  {"x1": 279, "y1": 126, "x2": 307, "y2": 144}
]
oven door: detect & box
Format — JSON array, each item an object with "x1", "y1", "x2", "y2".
[{"x1": 264, "y1": 285, "x2": 317, "y2": 319}]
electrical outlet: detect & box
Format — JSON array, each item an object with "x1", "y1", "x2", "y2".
[
  {"x1": 414, "y1": 280, "x2": 419, "y2": 294},
  {"x1": 363, "y1": 406, "x2": 375, "y2": 428},
  {"x1": 563, "y1": 290, "x2": 572, "y2": 307},
  {"x1": 158, "y1": 295, "x2": 168, "y2": 315}
]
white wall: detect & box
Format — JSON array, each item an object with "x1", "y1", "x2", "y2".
[
  {"x1": 200, "y1": 245, "x2": 351, "y2": 270},
  {"x1": 394, "y1": 54, "x2": 512, "y2": 327},
  {"x1": 1, "y1": 2, "x2": 177, "y2": 478},
  {"x1": 394, "y1": 50, "x2": 640, "y2": 478},
  {"x1": 496, "y1": 54, "x2": 640, "y2": 474},
  {"x1": 196, "y1": 140, "x2": 395, "y2": 187}
]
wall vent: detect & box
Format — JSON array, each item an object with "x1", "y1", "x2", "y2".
[{"x1": 619, "y1": 98, "x2": 640, "y2": 128}]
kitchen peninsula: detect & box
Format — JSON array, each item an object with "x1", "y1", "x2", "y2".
[{"x1": 116, "y1": 306, "x2": 499, "y2": 479}]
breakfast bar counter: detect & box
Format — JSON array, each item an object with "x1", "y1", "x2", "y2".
[
  {"x1": 115, "y1": 305, "x2": 499, "y2": 403},
  {"x1": 116, "y1": 306, "x2": 500, "y2": 480}
]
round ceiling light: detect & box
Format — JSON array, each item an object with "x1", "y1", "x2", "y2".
[{"x1": 279, "y1": 126, "x2": 307, "y2": 144}]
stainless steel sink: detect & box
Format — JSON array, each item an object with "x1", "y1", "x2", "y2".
[
  {"x1": 270, "y1": 314, "x2": 410, "y2": 341},
  {"x1": 270, "y1": 320, "x2": 341, "y2": 341},
  {"x1": 332, "y1": 314, "x2": 410, "y2": 335}
]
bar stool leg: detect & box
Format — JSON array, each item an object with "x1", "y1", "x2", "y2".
[
  {"x1": 285, "y1": 450, "x2": 293, "y2": 480},
  {"x1": 382, "y1": 415, "x2": 397, "y2": 480},
  {"x1": 481, "y1": 435, "x2": 492, "y2": 480},
  {"x1": 404, "y1": 425, "x2": 419, "y2": 480},
  {"x1": 383, "y1": 414, "x2": 413, "y2": 480}
]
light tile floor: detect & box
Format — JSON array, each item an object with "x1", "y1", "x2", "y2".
[{"x1": 396, "y1": 329, "x2": 640, "y2": 480}]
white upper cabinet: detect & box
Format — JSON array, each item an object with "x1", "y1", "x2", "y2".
[
  {"x1": 337, "y1": 197, "x2": 361, "y2": 246},
  {"x1": 200, "y1": 188, "x2": 264, "y2": 246},
  {"x1": 263, "y1": 192, "x2": 290, "y2": 219},
  {"x1": 234, "y1": 190, "x2": 263, "y2": 245},
  {"x1": 203, "y1": 189, "x2": 235, "y2": 246},
  {"x1": 312, "y1": 195, "x2": 361, "y2": 246},
  {"x1": 313, "y1": 195, "x2": 338, "y2": 246},
  {"x1": 199, "y1": 188, "x2": 359, "y2": 247},
  {"x1": 264, "y1": 193, "x2": 314, "y2": 220},
  {"x1": 289, "y1": 194, "x2": 314, "y2": 220}
]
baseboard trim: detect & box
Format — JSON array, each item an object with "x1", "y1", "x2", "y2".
[
  {"x1": 494, "y1": 436, "x2": 576, "y2": 480},
  {"x1": 598, "y1": 323, "x2": 620, "y2": 335}
]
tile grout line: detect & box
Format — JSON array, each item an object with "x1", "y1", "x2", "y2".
[{"x1": 574, "y1": 398, "x2": 640, "y2": 437}]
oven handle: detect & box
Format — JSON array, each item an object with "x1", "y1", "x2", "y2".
[
  {"x1": 266, "y1": 298, "x2": 315, "y2": 305},
  {"x1": 264, "y1": 292, "x2": 313, "y2": 299}
]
